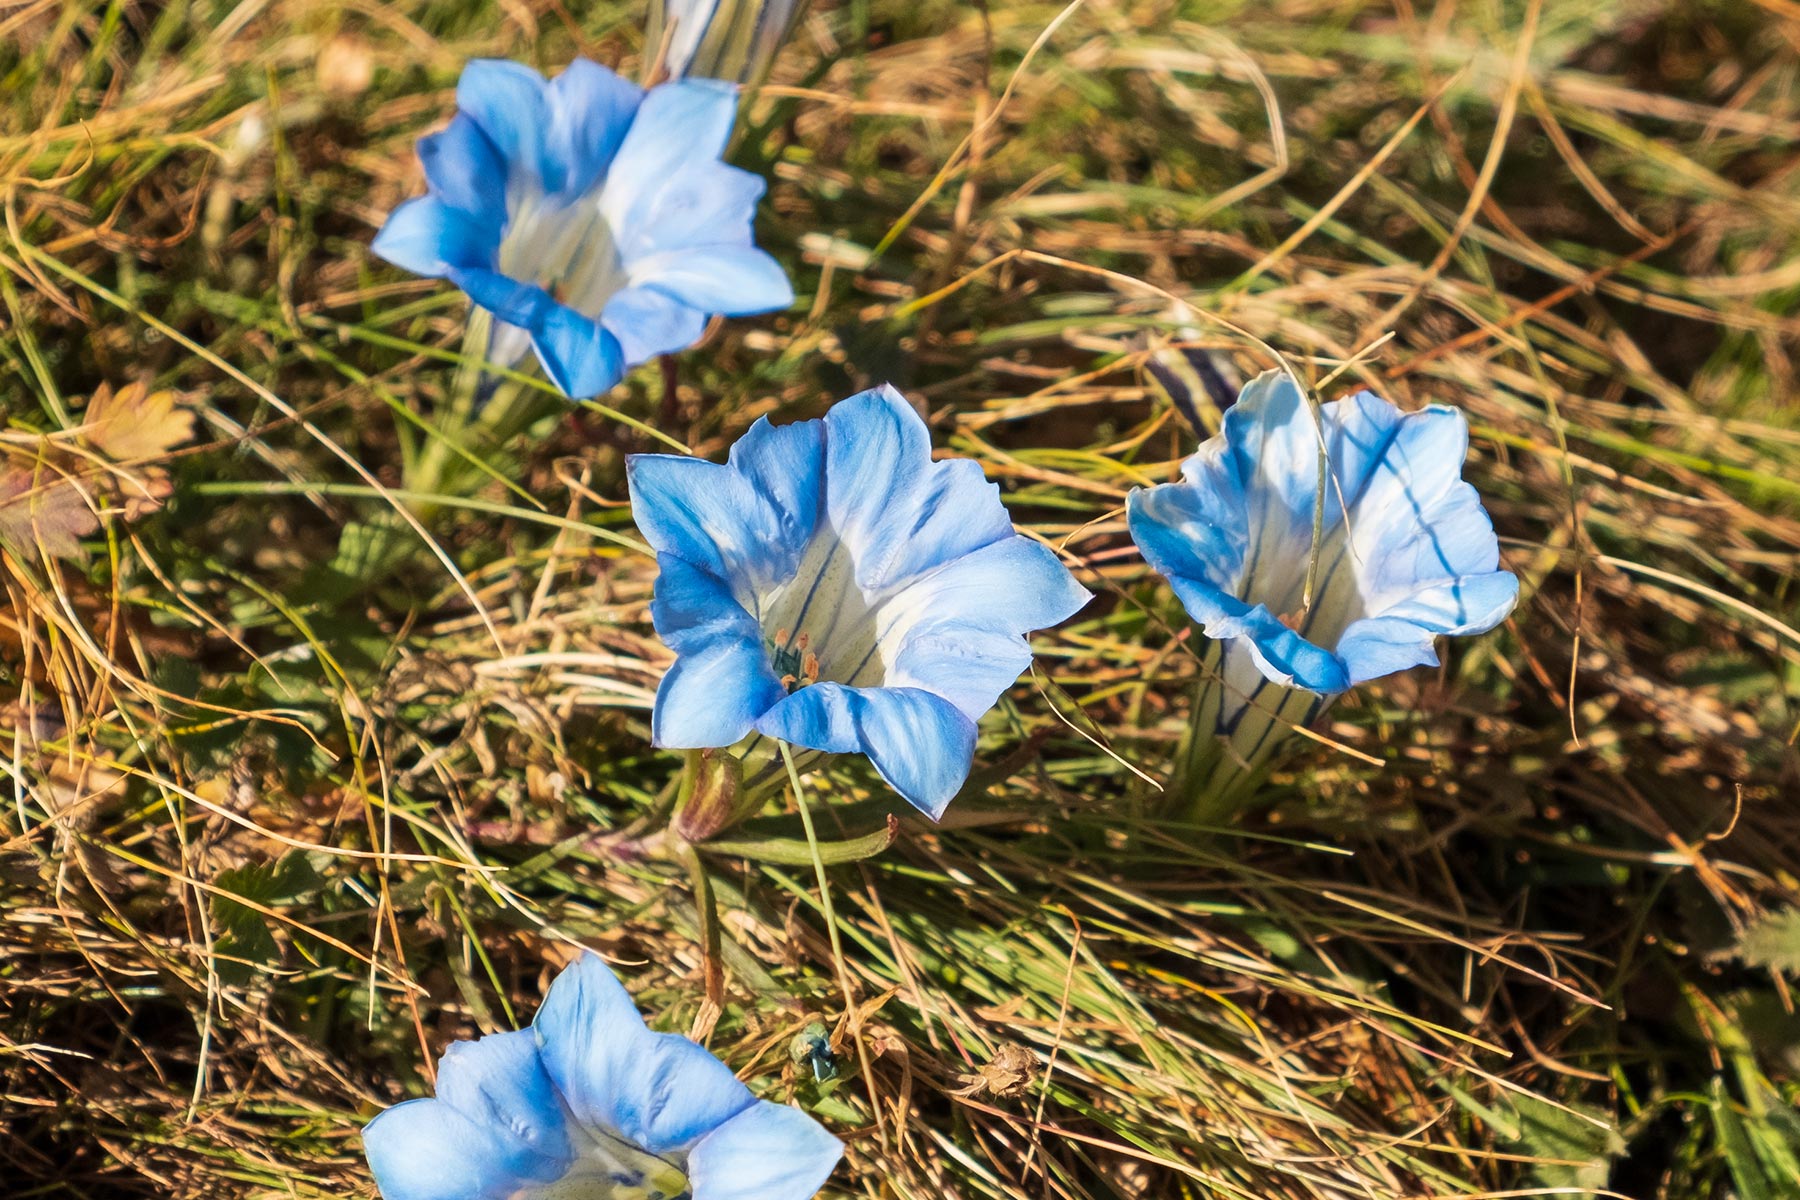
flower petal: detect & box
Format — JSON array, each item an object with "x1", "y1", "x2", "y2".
[
  {"x1": 822, "y1": 385, "x2": 1015, "y2": 595},
  {"x1": 364, "y1": 1095, "x2": 563, "y2": 1200},
  {"x1": 607, "y1": 160, "x2": 762, "y2": 262},
  {"x1": 532, "y1": 955, "x2": 756, "y2": 1156},
  {"x1": 433, "y1": 1030, "x2": 572, "y2": 1168},
  {"x1": 724, "y1": 415, "x2": 827, "y2": 570},
  {"x1": 1213, "y1": 601, "x2": 1352, "y2": 696},
  {"x1": 531, "y1": 303, "x2": 626, "y2": 399},
  {"x1": 600, "y1": 285, "x2": 710, "y2": 365},
  {"x1": 688, "y1": 1100, "x2": 842, "y2": 1200},
  {"x1": 455, "y1": 59, "x2": 553, "y2": 192},
  {"x1": 371, "y1": 197, "x2": 497, "y2": 278},
  {"x1": 1335, "y1": 570, "x2": 1518, "y2": 685},
  {"x1": 417, "y1": 115, "x2": 507, "y2": 226},
  {"x1": 754, "y1": 683, "x2": 978, "y2": 819},
  {"x1": 449, "y1": 267, "x2": 558, "y2": 331},
  {"x1": 544, "y1": 58, "x2": 644, "y2": 198},
  {"x1": 601, "y1": 81, "x2": 741, "y2": 256},
  {"x1": 1217, "y1": 372, "x2": 1330, "y2": 580},
  {"x1": 1126, "y1": 450, "x2": 1246, "y2": 602},
  {"x1": 650, "y1": 554, "x2": 786, "y2": 746},
  {"x1": 633, "y1": 244, "x2": 793, "y2": 316},
  {"x1": 629, "y1": 425, "x2": 824, "y2": 597},
  {"x1": 878, "y1": 536, "x2": 1091, "y2": 719}
]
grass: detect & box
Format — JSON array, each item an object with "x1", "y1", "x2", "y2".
[{"x1": 3, "y1": 0, "x2": 1799, "y2": 1197}]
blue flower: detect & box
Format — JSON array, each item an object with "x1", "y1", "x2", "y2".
[
  {"x1": 628, "y1": 385, "x2": 1092, "y2": 819},
  {"x1": 1131, "y1": 371, "x2": 1517, "y2": 707},
  {"x1": 371, "y1": 59, "x2": 792, "y2": 400},
  {"x1": 649, "y1": 0, "x2": 810, "y2": 85},
  {"x1": 363, "y1": 954, "x2": 841, "y2": 1200}
]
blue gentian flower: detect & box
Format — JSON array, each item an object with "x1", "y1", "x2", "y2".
[
  {"x1": 628, "y1": 385, "x2": 1092, "y2": 819},
  {"x1": 1129, "y1": 371, "x2": 1517, "y2": 813},
  {"x1": 649, "y1": 0, "x2": 810, "y2": 84},
  {"x1": 363, "y1": 954, "x2": 841, "y2": 1200},
  {"x1": 371, "y1": 59, "x2": 792, "y2": 400}
]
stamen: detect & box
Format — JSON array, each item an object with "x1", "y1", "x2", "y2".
[{"x1": 769, "y1": 629, "x2": 823, "y2": 694}]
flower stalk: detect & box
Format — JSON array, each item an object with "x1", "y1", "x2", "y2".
[{"x1": 1166, "y1": 643, "x2": 1329, "y2": 825}]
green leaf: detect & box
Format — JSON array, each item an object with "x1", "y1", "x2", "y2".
[
  {"x1": 699, "y1": 815, "x2": 899, "y2": 866},
  {"x1": 1509, "y1": 1093, "x2": 1623, "y2": 1193},
  {"x1": 1738, "y1": 906, "x2": 1800, "y2": 977},
  {"x1": 210, "y1": 853, "x2": 325, "y2": 984}
]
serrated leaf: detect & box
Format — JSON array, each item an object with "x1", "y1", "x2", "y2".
[
  {"x1": 210, "y1": 853, "x2": 325, "y2": 984},
  {"x1": 82, "y1": 381, "x2": 196, "y2": 462},
  {"x1": 0, "y1": 464, "x2": 99, "y2": 560},
  {"x1": 1510, "y1": 1093, "x2": 1623, "y2": 1192},
  {"x1": 1738, "y1": 907, "x2": 1800, "y2": 977}
]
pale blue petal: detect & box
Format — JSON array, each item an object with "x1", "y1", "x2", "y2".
[
  {"x1": 1218, "y1": 372, "x2": 1323, "y2": 579},
  {"x1": 724, "y1": 416, "x2": 827, "y2": 575},
  {"x1": 688, "y1": 1100, "x2": 843, "y2": 1200},
  {"x1": 610, "y1": 164, "x2": 763, "y2": 262},
  {"x1": 372, "y1": 197, "x2": 496, "y2": 278},
  {"x1": 364, "y1": 1097, "x2": 560, "y2": 1200},
  {"x1": 544, "y1": 59, "x2": 644, "y2": 198},
  {"x1": 1329, "y1": 393, "x2": 1468, "y2": 524},
  {"x1": 655, "y1": 645, "x2": 784, "y2": 747},
  {"x1": 649, "y1": 164, "x2": 763, "y2": 245},
  {"x1": 532, "y1": 955, "x2": 755, "y2": 1155},
  {"x1": 879, "y1": 537, "x2": 1092, "y2": 719},
  {"x1": 601, "y1": 81, "x2": 740, "y2": 256},
  {"x1": 1335, "y1": 570, "x2": 1518, "y2": 684},
  {"x1": 629, "y1": 447, "x2": 818, "y2": 596},
  {"x1": 455, "y1": 59, "x2": 553, "y2": 192},
  {"x1": 649, "y1": 555, "x2": 786, "y2": 746},
  {"x1": 417, "y1": 115, "x2": 506, "y2": 226},
  {"x1": 600, "y1": 285, "x2": 710, "y2": 364},
  {"x1": 755, "y1": 684, "x2": 978, "y2": 819},
  {"x1": 531, "y1": 303, "x2": 626, "y2": 399},
  {"x1": 823, "y1": 386, "x2": 1014, "y2": 594},
  {"x1": 1125, "y1": 471, "x2": 1245, "y2": 604},
  {"x1": 634, "y1": 245, "x2": 793, "y2": 316},
  {"x1": 649, "y1": 552, "x2": 765, "y2": 655},
  {"x1": 433, "y1": 1030, "x2": 572, "y2": 1169}
]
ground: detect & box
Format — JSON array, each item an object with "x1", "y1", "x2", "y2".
[{"x1": 2, "y1": 1, "x2": 1799, "y2": 1198}]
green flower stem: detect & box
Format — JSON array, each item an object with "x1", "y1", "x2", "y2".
[
  {"x1": 1167, "y1": 642, "x2": 1331, "y2": 826},
  {"x1": 402, "y1": 309, "x2": 558, "y2": 516},
  {"x1": 321, "y1": 311, "x2": 563, "y2": 597}
]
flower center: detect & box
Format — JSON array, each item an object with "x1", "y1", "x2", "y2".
[
  {"x1": 1242, "y1": 515, "x2": 1367, "y2": 650},
  {"x1": 498, "y1": 190, "x2": 627, "y2": 319},
  {"x1": 768, "y1": 629, "x2": 822, "y2": 693},
  {"x1": 515, "y1": 1129, "x2": 689, "y2": 1200},
  {"x1": 754, "y1": 529, "x2": 884, "y2": 691}
]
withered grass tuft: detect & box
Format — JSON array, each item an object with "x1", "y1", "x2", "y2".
[{"x1": 2, "y1": 1, "x2": 1798, "y2": 1197}]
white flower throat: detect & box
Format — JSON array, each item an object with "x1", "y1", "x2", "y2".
[
  {"x1": 755, "y1": 530, "x2": 884, "y2": 692},
  {"x1": 512, "y1": 1126, "x2": 690, "y2": 1200},
  {"x1": 498, "y1": 189, "x2": 628, "y2": 319}
]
